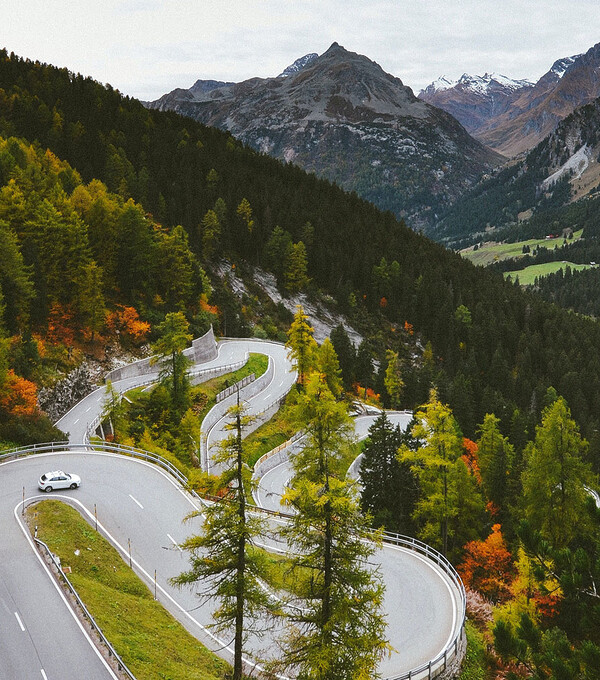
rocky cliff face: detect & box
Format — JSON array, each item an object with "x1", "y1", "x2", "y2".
[
  {"x1": 420, "y1": 44, "x2": 600, "y2": 158},
  {"x1": 146, "y1": 43, "x2": 503, "y2": 228}
]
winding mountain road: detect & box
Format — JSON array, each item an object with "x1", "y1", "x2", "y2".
[{"x1": 0, "y1": 338, "x2": 463, "y2": 680}]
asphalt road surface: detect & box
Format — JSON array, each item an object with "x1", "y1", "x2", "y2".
[{"x1": 1, "y1": 339, "x2": 462, "y2": 679}]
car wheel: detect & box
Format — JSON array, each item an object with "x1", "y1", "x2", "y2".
[
  {"x1": 45, "y1": 486, "x2": 52, "y2": 493},
  {"x1": 70, "y1": 483, "x2": 77, "y2": 489}
]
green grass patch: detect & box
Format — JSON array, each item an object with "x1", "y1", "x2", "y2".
[
  {"x1": 459, "y1": 620, "x2": 488, "y2": 680},
  {"x1": 462, "y1": 230, "x2": 583, "y2": 267},
  {"x1": 27, "y1": 500, "x2": 229, "y2": 680},
  {"x1": 192, "y1": 352, "x2": 269, "y2": 424},
  {"x1": 504, "y1": 261, "x2": 594, "y2": 286},
  {"x1": 244, "y1": 403, "x2": 297, "y2": 469}
]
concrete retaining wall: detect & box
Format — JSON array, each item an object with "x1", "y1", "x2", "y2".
[
  {"x1": 190, "y1": 326, "x2": 218, "y2": 363},
  {"x1": 105, "y1": 326, "x2": 218, "y2": 383}
]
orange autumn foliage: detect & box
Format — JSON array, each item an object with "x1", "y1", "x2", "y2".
[
  {"x1": 533, "y1": 592, "x2": 562, "y2": 620},
  {"x1": 462, "y1": 437, "x2": 482, "y2": 483},
  {"x1": 46, "y1": 303, "x2": 75, "y2": 345},
  {"x1": 0, "y1": 370, "x2": 38, "y2": 416},
  {"x1": 107, "y1": 305, "x2": 150, "y2": 344},
  {"x1": 352, "y1": 383, "x2": 381, "y2": 406},
  {"x1": 199, "y1": 298, "x2": 219, "y2": 315},
  {"x1": 458, "y1": 524, "x2": 515, "y2": 603},
  {"x1": 404, "y1": 320, "x2": 414, "y2": 335}
]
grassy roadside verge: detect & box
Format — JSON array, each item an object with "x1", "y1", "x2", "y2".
[
  {"x1": 458, "y1": 620, "x2": 488, "y2": 679},
  {"x1": 193, "y1": 352, "x2": 269, "y2": 425},
  {"x1": 26, "y1": 500, "x2": 229, "y2": 680},
  {"x1": 244, "y1": 398, "x2": 297, "y2": 469}
]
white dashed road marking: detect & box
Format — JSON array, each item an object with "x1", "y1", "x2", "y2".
[
  {"x1": 14, "y1": 611, "x2": 25, "y2": 631},
  {"x1": 129, "y1": 494, "x2": 143, "y2": 509}
]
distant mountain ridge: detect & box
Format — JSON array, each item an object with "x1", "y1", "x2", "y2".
[
  {"x1": 146, "y1": 42, "x2": 502, "y2": 227},
  {"x1": 419, "y1": 73, "x2": 534, "y2": 141},
  {"x1": 434, "y1": 91, "x2": 600, "y2": 245},
  {"x1": 420, "y1": 43, "x2": 600, "y2": 157}
]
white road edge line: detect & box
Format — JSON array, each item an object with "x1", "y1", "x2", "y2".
[
  {"x1": 13, "y1": 502, "x2": 120, "y2": 680},
  {"x1": 14, "y1": 611, "x2": 25, "y2": 631},
  {"x1": 40, "y1": 669, "x2": 48, "y2": 680},
  {"x1": 23, "y1": 493, "x2": 287, "y2": 680},
  {"x1": 129, "y1": 494, "x2": 143, "y2": 509}
]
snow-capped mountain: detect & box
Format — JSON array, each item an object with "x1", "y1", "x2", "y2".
[
  {"x1": 419, "y1": 72, "x2": 534, "y2": 140},
  {"x1": 549, "y1": 55, "x2": 581, "y2": 80},
  {"x1": 146, "y1": 43, "x2": 502, "y2": 229},
  {"x1": 278, "y1": 53, "x2": 318, "y2": 78},
  {"x1": 419, "y1": 43, "x2": 600, "y2": 157},
  {"x1": 420, "y1": 73, "x2": 531, "y2": 99}
]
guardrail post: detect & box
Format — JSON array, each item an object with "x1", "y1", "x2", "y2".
[
  {"x1": 428, "y1": 660, "x2": 432, "y2": 679},
  {"x1": 444, "y1": 649, "x2": 447, "y2": 669}
]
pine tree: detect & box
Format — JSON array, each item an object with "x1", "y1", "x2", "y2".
[
  {"x1": 274, "y1": 372, "x2": 389, "y2": 679},
  {"x1": 316, "y1": 337, "x2": 343, "y2": 398},
  {"x1": 399, "y1": 389, "x2": 483, "y2": 557},
  {"x1": 384, "y1": 349, "x2": 404, "y2": 409},
  {"x1": 521, "y1": 395, "x2": 596, "y2": 548},
  {"x1": 200, "y1": 208, "x2": 220, "y2": 260},
  {"x1": 330, "y1": 324, "x2": 355, "y2": 390},
  {"x1": 172, "y1": 399, "x2": 272, "y2": 680},
  {"x1": 477, "y1": 413, "x2": 514, "y2": 518},
  {"x1": 285, "y1": 240, "x2": 310, "y2": 294},
  {"x1": 151, "y1": 311, "x2": 192, "y2": 416},
  {"x1": 286, "y1": 305, "x2": 317, "y2": 388},
  {"x1": 77, "y1": 261, "x2": 106, "y2": 342}
]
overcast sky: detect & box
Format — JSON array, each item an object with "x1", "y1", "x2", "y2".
[{"x1": 6, "y1": 1, "x2": 600, "y2": 100}]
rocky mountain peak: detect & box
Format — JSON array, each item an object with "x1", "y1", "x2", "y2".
[{"x1": 146, "y1": 44, "x2": 502, "y2": 228}]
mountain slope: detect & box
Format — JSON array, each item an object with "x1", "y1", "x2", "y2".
[
  {"x1": 435, "y1": 93, "x2": 600, "y2": 245},
  {"x1": 421, "y1": 43, "x2": 600, "y2": 157},
  {"x1": 6, "y1": 49, "x2": 600, "y2": 447},
  {"x1": 147, "y1": 42, "x2": 503, "y2": 227}
]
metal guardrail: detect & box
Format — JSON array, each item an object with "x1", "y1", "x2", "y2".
[
  {"x1": 216, "y1": 373, "x2": 255, "y2": 403},
  {"x1": 0, "y1": 440, "x2": 70, "y2": 460},
  {"x1": 34, "y1": 537, "x2": 137, "y2": 680},
  {"x1": 3, "y1": 439, "x2": 466, "y2": 680}
]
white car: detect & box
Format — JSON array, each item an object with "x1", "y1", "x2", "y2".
[{"x1": 38, "y1": 470, "x2": 81, "y2": 492}]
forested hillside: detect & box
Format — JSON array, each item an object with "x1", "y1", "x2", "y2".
[{"x1": 4, "y1": 49, "x2": 600, "y2": 470}]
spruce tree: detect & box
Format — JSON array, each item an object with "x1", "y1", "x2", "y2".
[{"x1": 360, "y1": 412, "x2": 419, "y2": 534}]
